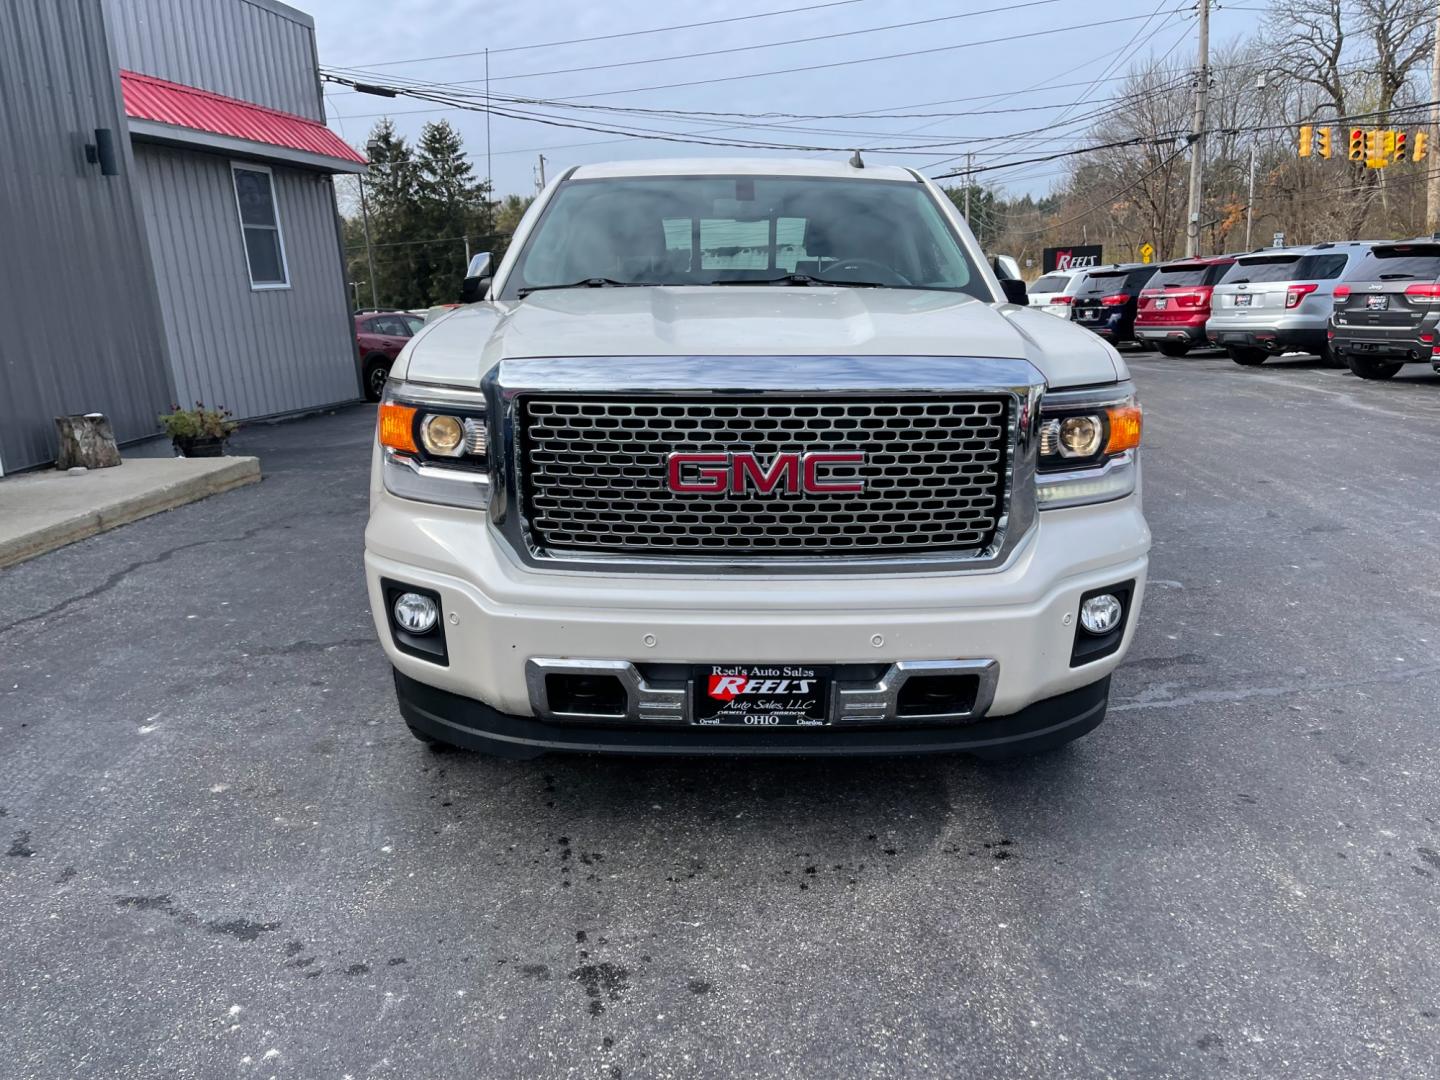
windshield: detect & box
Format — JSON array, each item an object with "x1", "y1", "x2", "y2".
[
  {"x1": 1149, "y1": 263, "x2": 1229, "y2": 288},
  {"x1": 1221, "y1": 253, "x2": 1350, "y2": 285},
  {"x1": 1347, "y1": 244, "x2": 1440, "y2": 281},
  {"x1": 1077, "y1": 268, "x2": 1153, "y2": 296},
  {"x1": 500, "y1": 175, "x2": 985, "y2": 299},
  {"x1": 1031, "y1": 274, "x2": 1072, "y2": 294}
]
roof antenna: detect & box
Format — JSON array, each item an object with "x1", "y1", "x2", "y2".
[{"x1": 849, "y1": 149, "x2": 864, "y2": 169}]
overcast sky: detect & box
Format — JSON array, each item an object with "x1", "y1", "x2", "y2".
[{"x1": 311, "y1": 0, "x2": 1263, "y2": 201}]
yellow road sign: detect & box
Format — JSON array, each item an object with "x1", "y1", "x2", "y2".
[{"x1": 1139, "y1": 243, "x2": 1155, "y2": 264}]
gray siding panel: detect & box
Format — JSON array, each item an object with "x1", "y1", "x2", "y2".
[
  {"x1": 0, "y1": 0, "x2": 174, "y2": 472},
  {"x1": 105, "y1": 0, "x2": 322, "y2": 120},
  {"x1": 132, "y1": 144, "x2": 359, "y2": 421}
]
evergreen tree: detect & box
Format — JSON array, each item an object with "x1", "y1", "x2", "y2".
[
  {"x1": 415, "y1": 120, "x2": 493, "y2": 303},
  {"x1": 362, "y1": 119, "x2": 426, "y2": 308}
]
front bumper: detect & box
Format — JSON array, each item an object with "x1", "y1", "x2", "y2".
[
  {"x1": 365, "y1": 483, "x2": 1150, "y2": 736},
  {"x1": 395, "y1": 667, "x2": 1113, "y2": 759}
]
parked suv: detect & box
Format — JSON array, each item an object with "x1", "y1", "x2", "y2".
[
  {"x1": 1070, "y1": 264, "x2": 1158, "y2": 346},
  {"x1": 1028, "y1": 268, "x2": 1086, "y2": 319},
  {"x1": 356, "y1": 311, "x2": 424, "y2": 401},
  {"x1": 1330, "y1": 238, "x2": 1440, "y2": 379},
  {"x1": 1133, "y1": 256, "x2": 1236, "y2": 356},
  {"x1": 365, "y1": 159, "x2": 1149, "y2": 760},
  {"x1": 1207, "y1": 243, "x2": 1368, "y2": 366}
]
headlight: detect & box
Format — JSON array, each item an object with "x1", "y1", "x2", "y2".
[
  {"x1": 421, "y1": 414, "x2": 465, "y2": 457},
  {"x1": 378, "y1": 380, "x2": 491, "y2": 509},
  {"x1": 1035, "y1": 383, "x2": 1142, "y2": 509}
]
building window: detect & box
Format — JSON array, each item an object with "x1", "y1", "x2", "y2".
[{"x1": 231, "y1": 164, "x2": 290, "y2": 289}]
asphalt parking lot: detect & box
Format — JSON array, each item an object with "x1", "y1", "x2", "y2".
[{"x1": 3, "y1": 351, "x2": 1439, "y2": 1079}]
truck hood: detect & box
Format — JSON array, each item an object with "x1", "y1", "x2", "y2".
[{"x1": 398, "y1": 287, "x2": 1125, "y2": 389}]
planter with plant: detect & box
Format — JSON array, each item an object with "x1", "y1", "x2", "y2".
[{"x1": 158, "y1": 403, "x2": 237, "y2": 458}]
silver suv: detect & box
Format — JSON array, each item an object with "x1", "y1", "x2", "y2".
[{"x1": 1207, "y1": 242, "x2": 1372, "y2": 366}]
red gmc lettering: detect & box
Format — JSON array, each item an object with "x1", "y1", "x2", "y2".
[
  {"x1": 667, "y1": 452, "x2": 730, "y2": 493},
  {"x1": 803, "y1": 452, "x2": 865, "y2": 493},
  {"x1": 733, "y1": 453, "x2": 800, "y2": 494},
  {"x1": 668, "y1": 452, "x2": 865, "y2": 495}
]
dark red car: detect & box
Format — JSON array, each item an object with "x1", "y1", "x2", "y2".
[
  {"x1": 1133, "y1": 256, "x2": 1236, "y2": 356},
  {"x1": 356, "y1": 311, "x2": 424, "y2": 401}
]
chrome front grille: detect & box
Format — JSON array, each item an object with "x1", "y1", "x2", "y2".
[{"x1": 517, "y1": 395, "x2": 1011, "y2": 558}]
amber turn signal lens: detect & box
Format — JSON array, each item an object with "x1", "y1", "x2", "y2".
[
  {"x1": 1104, "y1": 404, "x2": 1142, "y2": 454},
  {"x1": 378, "y1": 403, "x2": 418, "y2": 453}
]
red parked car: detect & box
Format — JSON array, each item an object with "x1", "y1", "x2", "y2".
[
  {"x1": 356, "y1": 311, "x2": 424, "y2": 401},
  {"x1": 1133, "y1": 256, "x2": 1236, "y2": 356}
]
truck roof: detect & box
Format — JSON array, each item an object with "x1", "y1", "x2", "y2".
[{"x1": 567, "y1": 158, "x2": 922, "y2": 182}]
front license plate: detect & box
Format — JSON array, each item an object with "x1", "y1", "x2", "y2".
[
  {"x1": 1366, "y1": 294, "x2": 1389, "y2": 310},
  {"x1": 693, "y1": 665, "x2": 830, "y2": 727},
  {"x1": 1153, "y1": 297, "x2": 1168, "y2": 310},
  {"x1": 1234, "y1": 293, "x2": 1252, "y2": 307}
]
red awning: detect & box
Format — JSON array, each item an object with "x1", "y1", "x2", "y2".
[{"x1": 120, "y1": 70, "x2": 365, "y2": 169}]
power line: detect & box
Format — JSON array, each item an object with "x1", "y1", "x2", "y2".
[
  {"x1": 921, "y1": 3, "x2": 1189, "y2": 171},
  {"x1": 343, "y1": 0, "x2": 871, "y2": 68},
  {"x1": 324, "y1": 70, "x2": 1191, "y2": 156},
  {"x1": 354, "y1": 1, "x2": 1068, "y2": 88},
  {"x1": 326, "y1": 9, "x2": 1192, "y2": 105}
]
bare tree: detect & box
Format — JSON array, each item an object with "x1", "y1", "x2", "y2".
[{"x1": 1263, "y1": 0, "x2": 1434, "y2": 236}]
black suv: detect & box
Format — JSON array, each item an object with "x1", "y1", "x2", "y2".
[
  {"x1": 1331, "y1": 239, "x2": 1440, "y2": 380},
  {"x1": 1070, "y1": 263, "x2": 1158, "y2": 346}
]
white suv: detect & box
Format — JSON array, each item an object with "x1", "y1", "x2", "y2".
[
  {"x1": 1028, "y1": 268, "x2": 1086, "y2": 318},
  {"x1": 365, "y1": 159, "x2": 1150, "y2": 760}
]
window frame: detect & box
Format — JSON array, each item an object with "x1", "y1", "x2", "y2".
[{"x1": 230, "y1": 161, "x2": 291, "y2": 291}]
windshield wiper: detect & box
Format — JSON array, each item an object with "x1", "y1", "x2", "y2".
[
  {"x1": 517, "y1": 277, "x2": 657, "y2": 297},
  {"x1": 708, "y1": 273, "x2": 888, "y2": 288},
  {"x1": 1378, "y1": 272, "x2": 1417, "y2": 280}
]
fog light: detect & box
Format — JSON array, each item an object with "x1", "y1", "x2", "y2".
[
  {"x1": 1079, "y1": 593, "x2": 1123, "y2": 635},
  {"x1": 393, "y1": 592, "x2": 439, "y2": 634}
]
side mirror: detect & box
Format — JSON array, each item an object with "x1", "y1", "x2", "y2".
[
  {"x1": 1000, "y1": 278, "x2": 1028, "y2": 305},
  {"x1": 460, "y1": 273, "x2": 492, "y2": 303},
  {"x1": 460, "y1": 251, "x2": 493, "y2": 303}
]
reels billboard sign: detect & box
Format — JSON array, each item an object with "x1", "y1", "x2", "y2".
[{"x1": 1042, "y1": 245, "x2": 1104, "y2": 273}]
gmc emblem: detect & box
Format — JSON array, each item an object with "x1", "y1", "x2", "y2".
[{"x1": 667, "y1": 451, "x2": 865, "y2": 495}]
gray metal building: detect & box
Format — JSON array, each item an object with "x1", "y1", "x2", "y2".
[
  {"x1": 0, "y1": 0, "x2": 175, "y2": 474},
  {"x1": 0, "y1": 0, "x2": 363, "y2": 474}
]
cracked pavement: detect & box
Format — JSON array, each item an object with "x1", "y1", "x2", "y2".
[{"x1": 2, "y1": 354, "x2": 1440, "y2": 1078}]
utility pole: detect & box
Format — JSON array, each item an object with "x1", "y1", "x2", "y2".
[
  {"x1": 1428, "y1": 2, "x2": 1440, "y2": 233},
  {"x1": 535, "y1": 153, "x2": 547, "y2": 193},
  {"x1": 1245, "y1": 145, "x2": 1256, "y2": 250},
  {"x1": 484, "y1": 48, "x2": 493, "y2": 206},
  {"x1": 1184, "y1": 0, "x2": 1210, "y2": 257},
  {"x1": 964, "y1": 152, "x2": 974, "y2": 224}
]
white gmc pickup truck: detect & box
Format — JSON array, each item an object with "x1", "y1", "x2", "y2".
[{"x1": 364, "y1": 159, "x2": 1150, "y2": 760}]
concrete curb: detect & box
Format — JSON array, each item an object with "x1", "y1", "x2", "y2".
[{"x1": 0, "y1": 457, "x2": 261, "y2": 569}]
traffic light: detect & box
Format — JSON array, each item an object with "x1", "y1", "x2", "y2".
[
  {"x1": 1416, "y1": 131, "x2": 1430, "y2": 162},
  {"x1": 1393, "y1": 130, "x2": 1407, "y2": 162},
  {"x1": 1349, "y1": 128, "x2": 1365, "y2": 161},
  {"x1": 1299, "y1": 125, "x2": 1313, "y2": 157},
  {"x1": 1365, "y1": 129, "x2": 1386, "y2": 167},
  {"x1": 1316, "y1": 126, "x2": 1332, "y2": 158}
]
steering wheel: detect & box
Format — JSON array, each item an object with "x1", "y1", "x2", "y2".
[{"x1": 821, "y1": 258, "x2": 912, "y2": 286}]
